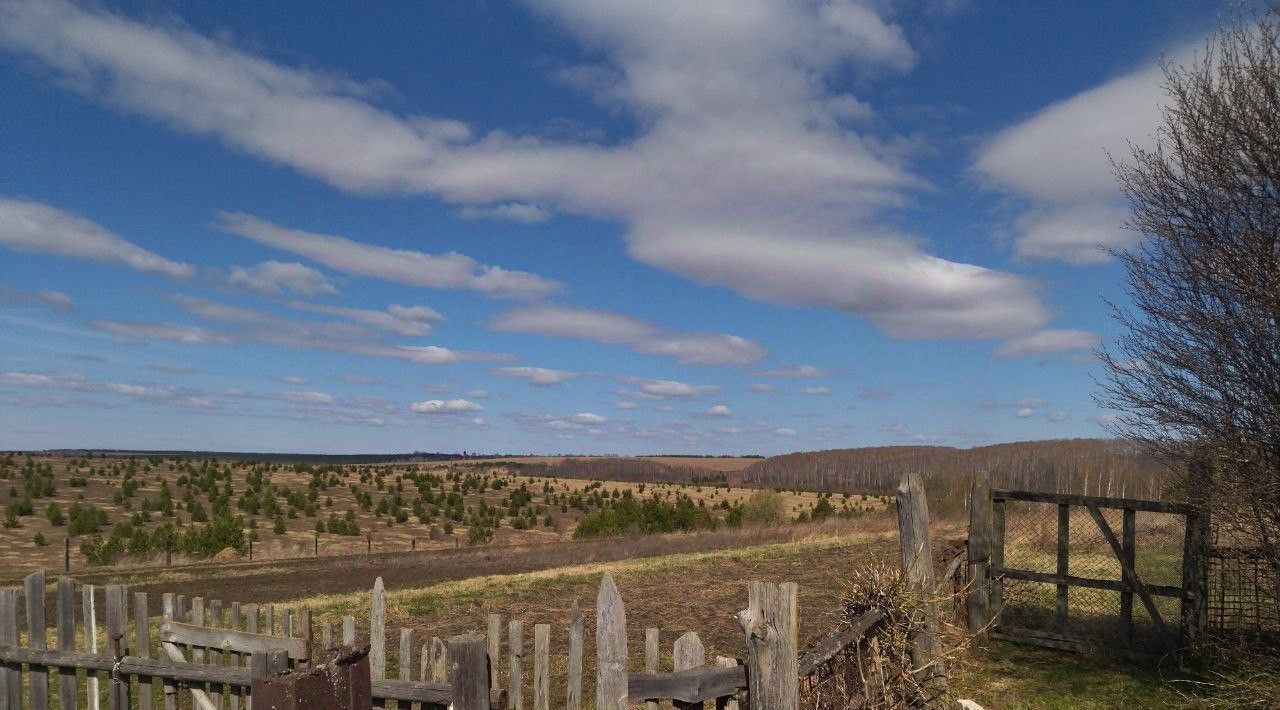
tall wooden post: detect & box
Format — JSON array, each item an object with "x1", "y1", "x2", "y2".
[
  {"x1": 966, "y1": 472, "x2": 991, "y2": 638},
  {"x1": 897, "y1": 472, "x2": 947, "y2": 707},
  {"x1": 56, "y1": 578, "x2": 75, "y2": 710},
  {"x1": 25, "y1": 570, "x2": 48, "y2": 710},
  {"x1": 1182, "y1": 455, "x2": 1211, "y2": 647},
  {"x1": 737, "y1": 581, "x2": 798, "y2": 710}
]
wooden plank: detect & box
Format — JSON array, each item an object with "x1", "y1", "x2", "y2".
[
  {"x1": 373, "y1": 678, "x2": 503, "y2": 707},
  {"x1": 447, "y1": 633, "x2": 488, "y2": 710},
  {"x1": 398, "y1": 628, "x2": 411, "y2": 681},
  {"x1": 486, "y1": 613, "x2": 502, "y2": 693},
  {"x1": 991, "y1": 567, "x2": 1187, "y2": 598},
  {"x1": 428, "y1": 637, "x2": 448, "y2": 684},
  {"x1": 533, "y1": 624, "x2": 549, "y2": 710},
  {"x1": 737, "y1": 581, "x2": 798, "y2": 710},
  {"x1": 673, "y1": 631, "x2": 706, "y2": 710},
  {"x1": 0, "y1": 647, "x2": 255, "y2": 685},
  {"x1": 1121, "y1": 508, "x2": 1136, "y2": 641},
  {"x1": 160, "y1": 623, "x2": 309, "y2": 660},
  {"x1": 1084, "y1": 503, "x2": 1169, "y2": 636},
  {"x1": 796, "y1": 609, "x2": 884, "y2": 677},
  {"x1": 1181, "y1": 507, "x2": 1210, "y2": 646},
  {"x1": 82, "y1": 585, "x2": 97, "y2": 710},
  {"x1": 323, "y1": 623, "x2": 333, "y2": 652},
  {"x1": 1057, "y1": 504, "x2": 1070, "y2": 628},
  {"x1": 0, "y1": 587, "x2": 22, "y2": 710},
  {"x1": 991, "y1": 490, "x2": 1192, "y2": 515},
  {"x1": 508, "y1": 619, "x2": 523, "y2": 710},
  {"x1": 299, "y1": 609, "x2": 313, "y2": 666},
  {"x1": 627, "y1": 666, "x2": 746, "y2": 705},
  {"x1": 191, "y1": 598, "x2": 205, "y2": 666},
  {"x1": 369, "y1": 578, "x2": 385, "y2": 682},
  {"x1": 104, "y1": 586, "x2": 128, "y2": 710},
  {"x1": 342, "y1": 616, "x2": 356, "y2": 647},
  {"x1": 644, "y1": 628, "x2": 659, "y2": 710},
  {"x1": 133, "y1": 593, "x2": 152, "y2": 710},
  {"x1": 27, "y1": 570, "x2": 49, "y2": 710},
  {"x1": 896, "y1": 472, "x2": 946, "y2": 705},
  {"x1": 56, "y1": 578, "x2": 76, "y2": 710},
  {"x1": 967, "y1": 471, "x2": 992, "y2": 638},
  {"x1": 566, "y1": 601, "x2": 582, "y2": 710},
  {"x1": 263, "y1": 606, "x2": 274, "y2": 638},
  {"x1": 595, "y1": 573, "x2": 627, "y2": 710}
]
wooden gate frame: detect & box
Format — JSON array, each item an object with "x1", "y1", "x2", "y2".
[{"x1": 966, "y1": 475, "x2": 1210, "y2": 654}]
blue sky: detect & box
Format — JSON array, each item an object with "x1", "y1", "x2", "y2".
[{"x1": 0, "y1": 0, "x2": 1233, "y2": 455}]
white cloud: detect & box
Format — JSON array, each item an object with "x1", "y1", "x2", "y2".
[
  {"x1": 706, "y1": 404, "x2": 731, "y2": 417},
  {"x1": 614, "y1": 401, "x2": 638, "y2": 410},
  {"x1": 750, "y1": 364, "x2": 832, "y2": 377},
  {"x1": 491, "y1": 304, "x2": 764, "y2": 365},
  {"x1": 774, "y1": 428, "x2": 797, "y2": 437},
  {"x1": 975, "y1": 46, "x2": 1193, "y2": 264},
  {"x1": 37, "y1": 289, "x2": 73, "y2": 309},
  {"x1": 1015, "y1": 407, "x2": 1034, "y2": 418},
  {"x1": 571, "y1": 412, "x2": 607, "y2": 424},
  {"x1": 635, "y1": 379, "x2": 719, "y2": 398},
  {"x1": 997, "y1": 329, "x2": 1100, "y2": 358},
  {"x1": 799, "y1": 386, "x2": 831, "y2": 395},
  {"x1": 411, "y1": 398, "x2": 483, "y2": 413},
  {"x1": 0, "y1": 284, "x2": 73, "y2": 309},
  {"x1": 749, "y1": 383, "x2": 777, "y2": 393},
  {"x1": 0, "y1": 197, "x2": 193, "y2": 279},
  {"x1": 216, "y1": 212, "x2": 559, "y2": 298},
  {"x1": 464, "y1": 389, "x2": 490, "y2": 399},
  {"x1": 225, "y1": 261, "x2": 337, "y2": 296},
  {"x1": 491, "y1": 366, "x2": 578, "y2": 386},
  {"x1": 458, "y1": 203, "x2": 552, "y2": 223},
  {"x1": 286, "y1": 301, "x2": 443, "y2": 337},
  {"x1": 1047, "y1": 411, "x2": 1069, "y2": 422},
  {"x1": 90, "y1": 320, "x2": 230, "y2": 345},
  {"x1": 280, "y1": 376, "x2": 307, "y2": 385},
  {"x1": 0, "y1": 0, "x2": 1050, "y2": 340}
]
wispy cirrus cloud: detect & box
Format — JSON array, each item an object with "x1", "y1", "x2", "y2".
[
  {"x1": 491, "y1": 366, "x2": 578, "y2": 386},
  {"x1": 491, "y1": 304, "x2": 764, "y2": 365},
  {"x1": 749, "y1": 364, "x2": 834, "y2": 377},
  {"x1": 215, "y1": 212, "x2": 560, "y2": 299},
  {"x1": 220, "y1": 261, "x2": 338, "y2": 297},
  {"x1": 0, "y1": 284, "x2": 73, "y2": 310},
  {"x1": 0, "y1": 197, "x2": 193, "y2": 279},
  {"x1": 996, "y1": 329, "x2": 1100, "y2": 358}
]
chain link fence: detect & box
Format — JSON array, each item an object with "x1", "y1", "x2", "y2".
[
  {"x1": 1207, "y1": 545, "x2": 1280, "y2": 638},
  {"x1": 998, "y1": 499, "x2": 1185, "y2": 650}
]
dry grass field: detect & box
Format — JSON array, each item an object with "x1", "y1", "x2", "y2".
[{"x1": 0, "y1": 454, "x2": 887, "y2": 574}]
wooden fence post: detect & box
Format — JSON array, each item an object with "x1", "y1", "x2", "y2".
[
  {"x1": 533, "y1": 624, "x2": 549, "y2": 710},
  {"x1": 991, "y1": 497, "x2": 1005, "y2": 624},
  {"x1": 673, "y1": 632, "x2": 706, "y2": 710},
  {"x1": 135, "y1": 592, "x2": 152, "y2": 710},
  {"x1": 596, "y1": 573, "x2": 627, "y2": 710},
  {"x1": 1, "y1": 587, "x2": 21, "y2": 710},
  {"x1": 429, "y1": 637, "x2": 448, "y2": 683},
  {"x1": 1182, "y1": 456, "x2": 1211, "y2": 648},
  {"x1": 738, "y1": 581, "x2": 797, "y2": 710},
  {"x1": 566, "y1": 601, "x2": 582, "y2": 710},
  {"x1": 1057, "y1": 504, "x2": 1071, "y2": 628},
  {"x1": 896, "y1": 472, "x2": 947, "y2": 707},
  {"x1": 714, "y1": 657, "x2": 741, "y2": 710},
  {"x1": 966, "y1": 472, "x2": 991, "y2": 638},
  {"x1": 398, "y1": 628, "x2": 412, "y2": 684},
  {"x1": 26, "y1": 570, "x2": 48, "y2": 710},
  {"x1": 448, "y1": 634, "x2": 488, "y2": 710},
  {"x1": 56, "y1": 578, "x2": 75, "y2": 710}
]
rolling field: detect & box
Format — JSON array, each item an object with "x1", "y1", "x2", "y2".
[{"x1": 0, "y1": 453, "x2": 887, "y2": 574}]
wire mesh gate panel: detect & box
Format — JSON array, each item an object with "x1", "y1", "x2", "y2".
[
  {"x1": 987, "y1": 490, "x2": 1204, "y2": 654},
  {"x1": 1207, "y1": 545, "x2": 1280, "y2": 638}
]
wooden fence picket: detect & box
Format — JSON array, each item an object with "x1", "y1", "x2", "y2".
[
  {"x1": 1, "y1": 587, "x2": 22, "y2": 710},
  {"x1": 508, "y1": 619, "x2": 523, "y2": 710},
  {"x1": 161, "y1": 594, "x2": 177, "y2": 710},
  {"x1": 533, "y1": 624, "x2": 549, "y2": 710},
  {"x1": 230, "y1": 601, "x2": 243, "y2": 710},
  {"x1": 738, "y1": 581, "x2": 798, "y2": 710},
  {"x1": 133, "y1": 592, "x2": 152, "y2": 710},
  {"x1": 673, "y1": 632, "x2": 705, "y2": 710},
  {"x1": 566, "y1": 601, "x2": 582, "y2": 710},
  {"x1": 644, "y1": 628, "x2": 659, "y2": 710},
  {"x1": 82, "y1": 585, "x2": 97, "y2": 710},
  {"x1": 370, "y1": 577, "x2": 386, "y2": 709},
  {"x1": 447, "y1": 634, "x2": 487, "y2": 710},
  {"x1": 56, "y1": 578, "x2": 75, "y2": 710},
  {"x1": 26, "y1": 570, "x2": 48, "y2": 710},
  {"x1": 486, "y1": 613, "x2": 502, "y2": 692},
  {"x1": 208, "y1": 599, "x2": 223, "y2": 709},
  {"x1": 429, "y1": 637, "x2": 448, "y2": 684},
  {"x1": 105, "y1": 586, "x2": 128, "y2": 710},
  {"x1": 596, "y1": 573, "x2": 627, "y2": 710}
]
